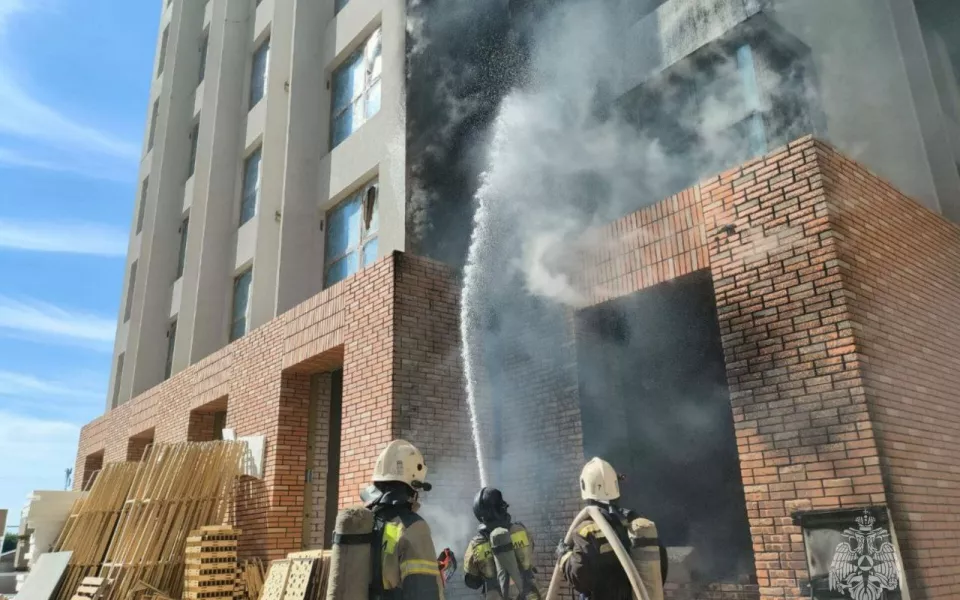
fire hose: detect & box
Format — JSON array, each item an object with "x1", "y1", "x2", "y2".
[{"x1": 544, "y1": 506, "x2": 651, "y2": 600}]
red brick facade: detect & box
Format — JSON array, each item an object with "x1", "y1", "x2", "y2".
[
  {"x1": 75, "y1": 254, "x2": 475, "y2": 562},
  {"x1": 75, "y1": 138, "x2": 960, "y2": 600}
]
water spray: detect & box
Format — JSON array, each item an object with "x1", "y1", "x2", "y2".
[{"x1": 460, "y1": 173, "x2": 494, "y2": 487}]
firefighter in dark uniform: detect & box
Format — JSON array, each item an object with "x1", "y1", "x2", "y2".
[
  {"x1": 557, "y1": 458, "x2": 668, "y2": 600},
  {"x1": 463, "y1": 488, "x2": 541, "y2": 600}
]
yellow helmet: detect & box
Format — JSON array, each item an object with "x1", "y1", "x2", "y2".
[
  {"x1": 580, "y1": 457, "x2": 621, "y2": 502},
  {"x1": 372, "y1": 440, "x2": 432, "y2": 490}
]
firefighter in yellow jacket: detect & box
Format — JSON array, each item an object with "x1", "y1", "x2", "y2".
[
  {"x1": 329, "y1": 440, "x2": 443, "y2": 600},
  {"x1": 463, "y1": 487, "x2": 541, "y2": 600},
  {"x1": 557, "y1": 458, "x2": 667, "y2": 600}
]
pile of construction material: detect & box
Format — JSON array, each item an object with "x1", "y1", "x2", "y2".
[
  {"x1": 237, "y1": 560, "x2": 266, "y2": 600},
  {"x1": 14, "y1": 490, "x2": 86, "y2": 592},
  {"x1": 183, "y1": 526, "x2": 240, "y2": 600},
  {"x1": 259, "y1": 551, "x2": 331, "y2": 600},
  {"x1": 31, "y1": 441, "x2": 246, "y2": 600}
]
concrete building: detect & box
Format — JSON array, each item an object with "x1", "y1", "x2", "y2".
[
  {"x1": 610, "y1": 0, "x2": 960, "y2": 222},
  {"x1": 77, "y1": 1, "x2": 960, "y2": 599},
  {"x1": 108, "y1": 0, "x2": 406, "y2": 408}
]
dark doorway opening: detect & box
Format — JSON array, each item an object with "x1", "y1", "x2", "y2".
[{"x1": 575, "y1": 270, "x2": 755, "y2": 582}]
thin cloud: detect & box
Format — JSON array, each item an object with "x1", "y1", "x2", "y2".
[
  {"x1": 0, "y1": 218, "x2": 128, "y2": 256},
  {"x1": 0, "y1": 370, "x2": 103, "y2": 401},
  {"x1": 0, "y1": 146, "x2": 133, "y2": 182},
  {"x1": 0, "y1": 1, "x2": 139, "y2": 179},
  {"x1": 0, "y1": 295, "x2": 116, "y2": 346}
]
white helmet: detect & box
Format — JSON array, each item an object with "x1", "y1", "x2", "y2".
[
  {"x1": 580, "y1": 457, "x2": 621, "y2": 502},
  {"x1": 372, "y1": 440, "x2": 432, "y2": 491}
]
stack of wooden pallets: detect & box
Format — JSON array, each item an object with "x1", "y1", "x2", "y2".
[
  {"x1": 53, "y1": 463, "x2": 138, "y2": 598},
  {"x1": 52, "y1": 441, "x2": 245, "y2": 600},
  {"x1": 184, "y1": 526, "x2": 241, "y2": 600}
]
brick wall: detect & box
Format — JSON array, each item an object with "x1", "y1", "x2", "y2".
[
  {"x1": 187, "y1": 409, "x2": 217, "y2": 442},
  {"x1": 570, "y1": 137, "x2": 907, "y2": 599},
  {"x1": 125, "y1": 433, "x2": 153, "y2": 462},
  {"x1": 74, "y1": 140, "x2": 960, "y2": 598},
  {"x1": 392, "y1": 254, "x2": 478, "y2": 600},
  {"x1": 821, "y1": 144, "x2": 960, "y2": 599},
  {"x1": 305, "y1": 373, "x2": 333, "y2": 550},
  {"x1": 75, "y1": 254, "x2": 461, "y2": 561},
  {"x1": 700, "y1": 138, "x2": 888, "y2": 599}
]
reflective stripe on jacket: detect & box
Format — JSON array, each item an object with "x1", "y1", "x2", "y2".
[{"x1": 377, "y1": 508, "x2": 444, "y2": 600}]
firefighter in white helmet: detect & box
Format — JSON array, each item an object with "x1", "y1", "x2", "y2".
[
  {"x1": 326, "y1": 440, "x2": 444, "y2": 600},
  {"x1": 556, "y1": 458, "x2": 667, "y2": 600}
]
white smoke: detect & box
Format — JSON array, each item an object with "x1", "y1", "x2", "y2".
[{"x1": 460, "y1": 0, "x2": 816, "y2": 489}]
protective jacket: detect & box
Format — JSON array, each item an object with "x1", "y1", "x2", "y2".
[
  {"x1": 371, "y1": 500, "x2": 444, "y2": 600},
  {"x1": 559, "y1": 505, "x2": 667, "y2": 600},
  {"x1": 464, "y1": 522, "x2": 539, "y2": 600}
]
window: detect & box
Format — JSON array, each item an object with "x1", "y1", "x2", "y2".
[
  {"x1": 187, "y1": 121, "x2": 200, "y2": 178},
  {"x1": 113, "y1": 353, "x2": 125, "y2": 406},
  {"x1": 176, "y1": 217, "x2": 189, "y2": 278},
  {"x1": 124, "y1": 261, "x2": 138, "y2": 323},
  {"x1": 148, "y1": 100, "x2": 160, "y2": 151},
  {"x1": 136, "y1": 178, "x2": 149, "y2": 234},
  {"x1": 330, "y1": 29, "x2": 381, "y2": 148},
  {"x1": 250, "y1": 37, "x2": 270, "y2": 108},
  {"x1": 335, "y1": 0, "x2": 349, "y2": 13},
  {"x1": 230, "y1": 269, "x2": 253, "y2": 342},
  {"x1": 165, "y1": 320, "x2": 177, "y2": 380},
  {"x1": 324, "y1": 181, "x2": 379, "y2": 287},
  {"x1": 157, "y1": 27, "x2": 169, "y2": 77},
  {"x1": 240, "y1": 147, "x2": 261, "y2": 225},
  {"x1": 165, "y1": 321, "x2": 177, "y2": 379},
  {"x1": 198, "y1": 32, "x2": 208, "y2": 84}
]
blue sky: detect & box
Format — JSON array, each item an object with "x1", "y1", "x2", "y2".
[{"x1": 0, "y1": 0, "x2": 158, "y2": 526}]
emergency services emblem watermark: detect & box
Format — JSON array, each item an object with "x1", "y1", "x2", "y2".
[{"x1": 828, "y1": 509, "x2": 900, "y2": 600}]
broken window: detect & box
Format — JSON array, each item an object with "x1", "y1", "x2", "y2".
[
  {"x1": 324, "y1": 180, "x2": 379, "y2": 288},
  {"x1": 330, "y1": 29, "x2": 382, "y2": 148}
]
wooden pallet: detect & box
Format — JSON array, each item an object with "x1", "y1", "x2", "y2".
[
  {"x1": 260, "y1": 561, "x2": 291, "y2": 600},
  {"x1": 183, "y1": 526, "x2": 241, "y2": 600},
  {"x1": 258, "y1": 552, "x2": 331, "y2": 600},
  {"x1": 70, "y1": 576, "x2": 112, "y2": 600}
]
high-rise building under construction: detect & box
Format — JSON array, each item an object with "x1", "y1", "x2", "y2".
[{"x1": 80, "y1": 1, "x2": 960, "y2": 598}]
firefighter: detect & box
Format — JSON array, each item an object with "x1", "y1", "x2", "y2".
[
  {"x1": 556, "y1": 458, "x2": 667, "y2": 600},
  {"x1": 327, "y1": 440, "x2": 443, "y2": 600},
  {"x1": 463, "y1": 487, "x2": 541, "y2": 600}
]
